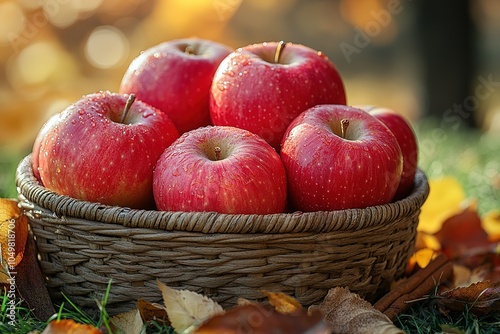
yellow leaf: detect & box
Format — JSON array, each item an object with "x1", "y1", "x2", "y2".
[
  {"x1": 411, "y1": 248, "x2": 437, "y2": 269},
  {"x1": 261, "y1": 290, "x2": 303, "y2": 314},
  {"x1": 415, "y1": 231, "x2": 441, "y2": 251},
  {"x1": 482, "y1": 210, "x2": 500, "y2": 240},
  {"x1": 111, "y1": 308, "x2": 144, "y2": 334},
  {"x1": 0, "y1": 198, "x2": 29, "y2": 284},
  {"x1": 418, "y1": 177, "x2": 466, "y2": 234},
  {"x1": 157, "y1": 280, "x2": 224, "y2": 333}
]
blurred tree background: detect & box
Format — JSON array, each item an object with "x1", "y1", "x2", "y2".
[{"x1": 0, "y1": 0, "x2": 499, "y2": 208}]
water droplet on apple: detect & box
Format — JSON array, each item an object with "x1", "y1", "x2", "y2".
[
  {"x1": 239, "y1": 57, "x2": 250, "y2": 66},
  {"x1": 71, "y1": 120, "x2": 76, "y2": 124},
  {"x1": 216, "y1": 82, "x2": 226, "y2": 91},
  {"x1": 142, "y1": 110, "x2": 155, "y2": 118},
  {"x1": 225, "y1": 70, "x2": 235, "y2": 77},
  {"x1": 172, "y1": 168, "x2": 181, "y2": 176},
  {"x1": 78, "y1": 109, "x2": 85, "y2": 115}
]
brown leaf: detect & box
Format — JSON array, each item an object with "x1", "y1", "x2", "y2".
[
  {"x1": 261, "y1": 290, "x2": 303, "y2": 314},
  {"x1": 0, "y1": 198, "x2": 29, "y2": 282},
  {"x1": 41, "y1": 319, "x2": 102, "y2": 334},
  {"x1": 309, "y1": 287, "x2": 404, "y2": 334},
  {"x1": 452, "y1": 264, "x2": 474, "y2": 288},
  {"x1": 438, "y1": 281, "x2": 500, "y2": 316},
  {"x1": 137, "y1": 298, "x2": 169, "y2": 325},
  {"x1": 195, "y1": 303, "x2": 329, "y2": 334},
  {"x1": 434, "y1": 202, "x2": 493, "y2": 259}
]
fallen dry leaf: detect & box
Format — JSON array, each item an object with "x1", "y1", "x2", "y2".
[
  {"x1": 157, "y1": 280, "x2": 223, "y2": 333},
  {"x1": 438, "y1": 281, "x2": 500, "y2": 316},
  {"x1": 261, "y1": 290, "x2": 303, "y2": 314},
  {"x1": 110, "y1": 308, "x2": 144, "y2": 334},
  {"x1": 0, "y1": 198, "x2": 29, "y2": 282},
  {"x1": 452, "y1": 264, "x2": 474, "y2": 288},
  {"x1": 137, "y1": 298, "x2": 169, "y2": 325},
  {"x1": 309, "y1": 287, "x2": 404, "y2": 334},
  {"x1": 434, "y1": 202, "x2": 493, "y2": 260},
  {"x1": 41, "y1": 319, "x2": 102, "y2": 334},
  {"x1": 195, "y1": 303, "x2": 329, "y2": 334},
  {"x1": 418, "y1": 177, "x2": 466, "y2": 234}
]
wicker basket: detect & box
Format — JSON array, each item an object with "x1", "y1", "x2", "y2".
[{"x1": 16, "y1": 154, "x2": 429, "y2": 315}]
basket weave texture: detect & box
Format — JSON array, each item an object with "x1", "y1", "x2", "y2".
[{"x1": 16, "y1": 154, "x2": 429, "y2": 315}]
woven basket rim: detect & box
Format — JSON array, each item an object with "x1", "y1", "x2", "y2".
[{"x1": 16, "y1": 154, "x2": 429, "y2": 234}]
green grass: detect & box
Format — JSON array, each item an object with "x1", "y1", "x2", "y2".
[
  {"x1": 0, "y1": 148, "x2": 26, "y2": 199},
  {"x1": 415, "y1": 118, "x2": 500, "y2": 215},
  {"x1": 1, "y1": 281, "x2": 174, "y2": 333},
  {"x1": 395, "y1": 288, "x2": 500, "y2": 333},
  {"x1": 1, "y1": 281, "x2": 112, "y2": 333}
]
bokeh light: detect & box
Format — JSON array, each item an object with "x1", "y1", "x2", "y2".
[
  {"x1": 84, "y1": 25, "x2": 129, "y2": 69},
  {"x1": 0, "y1": 2, "x2": 26, "y2": 45},
  {"x1": 42, "y1": 0, "x2": 79, "y2": 28}
]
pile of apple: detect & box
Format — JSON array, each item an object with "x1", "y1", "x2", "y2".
[{"x1": 31, "y1": 38, "x2": 418, "y2": 215}]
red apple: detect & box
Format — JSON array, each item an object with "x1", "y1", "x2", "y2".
[
  {"x1": 210, "y1": 41, "x2": 346, "y2": 151},
  {"x1": 153, "y1": 126, "x2": 287, "y2": 214},
  {"x1": 32, "y1": 91, "x2": 179, "y2": 209},
  {"x1": 119, "y1": 38, "x2": 233, "y2": 134},
  {"x1": 280, "y1": 105, "x2": 403, "y2": 211},
  {"x1": 359, "y1": 105, "x2": 419, "y2": 200}
]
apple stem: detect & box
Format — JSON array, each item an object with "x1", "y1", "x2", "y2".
[
  {"x1": 120, "y1": 94, "x2": 136, "y2": 124},
  {"x1": 214, "y1": 146, "x2": 222, "y2": 161},
  {"x1": 274, "y1": 41, "x2": 287, "y2": 63},
  {"x1": 185, "y1": 45, "x2": 195, "y2": 54},
  {"x1": 340, "y1": 119, "x2": 349, "y2": 139}
]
